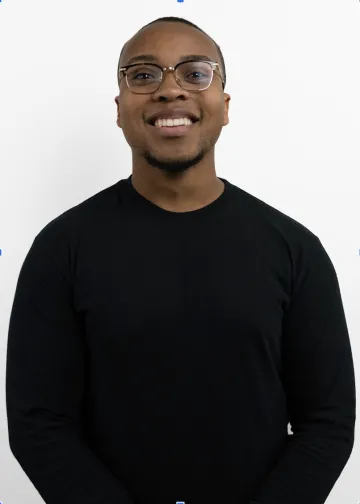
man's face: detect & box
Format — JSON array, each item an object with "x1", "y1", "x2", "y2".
[{"x1": 115, "y1": 22, "x2": 230, "y2": 175}]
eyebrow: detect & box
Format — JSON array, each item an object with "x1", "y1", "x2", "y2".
[{"x1": 125, "y1": 54, "x2": 214, "y2": 66}]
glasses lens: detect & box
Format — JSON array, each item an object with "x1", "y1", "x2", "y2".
[
  {"x1": 126, "y1": 64, "x2": 162, "y2": 93},
  {"x1": 177, "y1": 61, "x2": 212, "y2": 90},
  {"x1": 126, "y1": 61, "x2": 212, "y2": 93}
]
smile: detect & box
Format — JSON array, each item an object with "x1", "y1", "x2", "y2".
[{"x1": 147, "y1": 119, "x2": 199, "y2": 137}]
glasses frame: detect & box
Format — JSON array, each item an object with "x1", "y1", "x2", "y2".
[{"x1": 118, "y1": 59, "x2": 224, "y2": 94}]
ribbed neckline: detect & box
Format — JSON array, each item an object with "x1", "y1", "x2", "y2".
[{"x1": 120, "y1": 174, "x2": 231, "y2": 218}]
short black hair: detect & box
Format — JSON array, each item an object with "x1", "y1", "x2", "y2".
[{"x1": 118, "y1": 16, "x2": 226, "y2": 90}]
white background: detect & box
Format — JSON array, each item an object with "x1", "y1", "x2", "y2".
[{"x1": 0, "y1": 0, "x2": 359, "y2": 502}]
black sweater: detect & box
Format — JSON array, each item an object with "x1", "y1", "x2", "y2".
[{"x1": 6, "y1": 175, "x2": 356, "y2": 504}]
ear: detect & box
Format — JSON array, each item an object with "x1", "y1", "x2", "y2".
[
  {"x1": 223, "y1": 93, "x2": 231, "y2": 126},
  {"x1": 115, "y1": 96, "x2": 122, "y2": 129}
]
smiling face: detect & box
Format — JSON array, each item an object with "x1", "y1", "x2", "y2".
[{"x1": 115, "y1": 21, "x2": 230, "y2": 176}]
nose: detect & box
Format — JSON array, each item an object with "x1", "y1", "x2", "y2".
[{"x1": 152, "y1": 68, "x2": 189, "y2": 98}]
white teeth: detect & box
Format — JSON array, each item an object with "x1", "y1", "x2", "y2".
[{"x1": 154, "y1": 117, "x2": 193, "y2": 128}]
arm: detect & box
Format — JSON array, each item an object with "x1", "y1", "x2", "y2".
[
  {"x1": 250, "y1": 236, "x2": 356, "y2": 504},
  {"x1": 6, "y1": 226, "x2": 135, "y2": 504}
]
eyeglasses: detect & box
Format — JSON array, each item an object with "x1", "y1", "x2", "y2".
[{"x1": 118, "y1": 59, "x2": 224, "y2": 94}]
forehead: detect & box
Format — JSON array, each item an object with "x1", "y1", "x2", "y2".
[{"x1": 121, "y1": 22, "x2": 219, "y2": 67}]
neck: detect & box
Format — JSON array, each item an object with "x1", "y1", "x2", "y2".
[{"x1": 130, "y1": 169, "x2": 224, "y2": 212}]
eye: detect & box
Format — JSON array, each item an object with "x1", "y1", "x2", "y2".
[
  {"x1": 189, "y1": 72, "x2": 205, "y2": 79},
  {"x1": 133, "y1": 72, "x2": 154, "y2": 80},
  {"x1": 128, "y1": 66, "x2": 159, "y2": 81}
]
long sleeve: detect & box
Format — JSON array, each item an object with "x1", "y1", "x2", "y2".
[
  {"x1": 250, "y1": 236, "x2": 356, "y2": 504},
  {"x1": 5, "y1": 226, "x2": 136, "y2": 504}
]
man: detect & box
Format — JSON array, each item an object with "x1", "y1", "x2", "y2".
[{"x1": 6, "y1": 16, "x2": 356, "y2": 504}]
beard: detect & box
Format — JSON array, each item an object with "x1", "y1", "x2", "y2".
[{"x1": 142, "y1": 146, "x2": 207, "y2": 175}]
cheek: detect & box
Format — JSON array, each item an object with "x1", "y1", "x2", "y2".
[
  {"x1": 119, "y1": 109, "x2": 145, "y2": 137},
  {"x1": 118, "y1": 108, "x2": 149, "y2": 148},
  {"x1": 118, "y1": 94, "x2": 144, "y2": 126},
  {"x1": 119, "y1": 105, "x2": 138, "y2": 123},
  {"x1": 202, "y1": 93, "x2": 225, "y2": 121}
]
